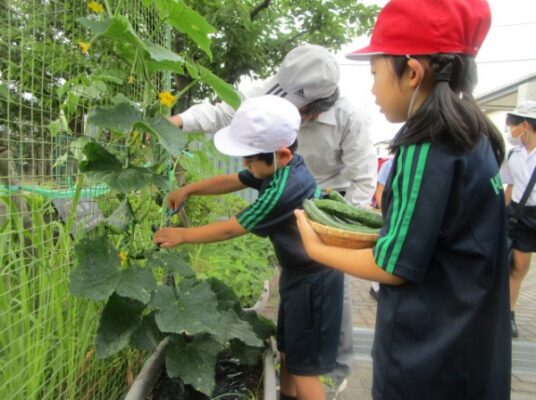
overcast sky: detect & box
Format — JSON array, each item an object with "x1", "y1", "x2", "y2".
[{"x1": 337, "y1": 0, "x2": 536, "y2": 142}]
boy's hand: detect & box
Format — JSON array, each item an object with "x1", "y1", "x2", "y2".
[
  {"x1": 294, "y1": 209, "x2": 324, "y2": 255},
  {"x1": 167, "y1": 188, "x2": 189, "y2": 212},
  {"x1": 153, "y1": 227, "x2": 186, "y2": 248}
]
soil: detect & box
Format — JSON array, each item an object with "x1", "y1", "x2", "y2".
[{"x1": 148, "y1": 356, "x2": 264, "y2": 400}]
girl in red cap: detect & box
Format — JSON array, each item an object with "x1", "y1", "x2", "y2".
[{"x1": 295, "y1": 0, "x2": 511, "y2": 399}]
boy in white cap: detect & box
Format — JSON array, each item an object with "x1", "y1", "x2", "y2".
[
  {"x1": 169, "y1": 43, "x2": 375, "y2": 390},
  {"x1": 155, "y1": 95, "x2": 344, "y2": 400},
  {"x1": 500, "y1": 100, "x2": 536, "y2": 338}
]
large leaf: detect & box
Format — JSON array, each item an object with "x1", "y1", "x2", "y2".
[
  {"x1": 146, "y1": 250, "x2": 194, "y2": 278},
  {"x1": 185, "y1": 62, "x2": 241, "y2": 110},
  {"x1": 130, "y1": 312, "x2": 165, "y2": 352},
  {"x1": 78, "y1": 16, "x2": 148, "y2": 53},
  {"x1": 229, "y1": 339, "x2": 264, "y2": 366},
  {"x1": 79, "y1": 143, "x2": 167, "y2": 192},
  {"x1": 69, "y1": 236, "x2": 121, "y2": 301},
  {"x1": 95, "y1": 294, "x2": 146, "y2": 358},
  {"x1": 149, "y1": 281, "x2": 220, "y2": 335},
  {"x1": 240, "y1": 310, "x2": 276, "y2": 342},
  {"x1": 87, "y1": 103, "x2": 188, "y2": 157},
  {"x1": 207, "y1": 278, "x2": 242, "y2": 313},
  {"x1": 116, "y1": 265, "x2": 157, "y2": 304},
  {"x1": 211, "y1": 310, "x2": 263, "y2": 347},
  {"x1": 165, "y1": 335, "x2": 222, "y2": 395},
  {"x1": 106, "y1": 199, "x2": 136, "y2": 232},
  {"x1": 152, "y1": 0, "x2": 215, "y2": 60},
  {"x1": 87, "y1": 102, "x2": 142, "y2": 134},
  {"x1": 136, "y1": 115, "x2": 188, "y2": 157}
]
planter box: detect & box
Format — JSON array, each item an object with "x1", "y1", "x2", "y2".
[{"x1": 124, "y1": 280, "x2": 276, "y2": 400}]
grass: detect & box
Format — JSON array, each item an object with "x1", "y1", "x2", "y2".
[{"x1": 0, "y1": 194, "x2": 138, "y2": 400}]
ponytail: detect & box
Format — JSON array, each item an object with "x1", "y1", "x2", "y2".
[{"x1": 389, "y1": 54, "x2": 505, "y2": 165}]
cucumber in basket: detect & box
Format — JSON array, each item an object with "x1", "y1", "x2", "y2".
[
  {"x1": 312, "y1": 198, "x2": 383, "y2": 229},
  {"x1": 302, "y1": 199, "x2": 380, "y2": 234}
]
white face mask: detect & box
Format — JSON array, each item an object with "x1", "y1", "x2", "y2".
[
  {"x1": 273, "y1": 151, "x2": 278, "y2": 174},
  {"x1": 506, "y1": 124, "x2": 527, "y2": 146},
  {"x1": 506, "y1": 132, "x2": 522, "y2": 146}
]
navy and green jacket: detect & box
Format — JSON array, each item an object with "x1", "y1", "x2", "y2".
[
  {"x1": 236, "y1": 154, "x2": 322, "y2": 272},
  {"x1": 372, "y1": 137, "x2": 511, "y2": 399}
]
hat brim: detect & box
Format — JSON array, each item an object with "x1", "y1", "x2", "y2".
[
  {"x1": 214, "y1": 126, "x2": 265, "y2": 157},
  {"x1": 261, "y1": 76, "x2": 310, "y2": 109},
  {"x1": 345, "y1": 46, "x2": 385, "y2": 61}
]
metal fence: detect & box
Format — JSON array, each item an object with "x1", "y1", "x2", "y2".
[{"x1": 0, "y1": 2, "x2": 169, "y2": 399}]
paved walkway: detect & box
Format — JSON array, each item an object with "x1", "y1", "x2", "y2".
[{"x1": 261, "y1": 255, "x2": 536, "y2": 399}]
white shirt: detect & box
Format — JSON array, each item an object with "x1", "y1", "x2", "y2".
[
  {"x1": 180, "y1": 81, "x2": 377, "y2": 206},
  {"x1": 500, "y1": 145, "x2": 536, "y2": 206}
]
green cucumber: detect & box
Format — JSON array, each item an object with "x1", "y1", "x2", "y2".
[
  {"x1": 312, "y1": 198, "x2": 383, "y2": 229},
  {"x1": 326, "y1": 189, "x2": 352, "y2": 205},
  {"x1": 302, "y1": 199, "x2": 380, "y2": 234}
]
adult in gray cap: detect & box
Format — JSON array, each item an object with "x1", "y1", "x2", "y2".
[
  {"x1": 169, "y1": 43, "x2": 377, "y2": 393},
  {"x1": 500, "y1": 100, "x2": 536, "y2": 338}
]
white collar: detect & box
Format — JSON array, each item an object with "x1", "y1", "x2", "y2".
[{"x1": 316, "y1": 107, "x2": 336, "y2": 126}]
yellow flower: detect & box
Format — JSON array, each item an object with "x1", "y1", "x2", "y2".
[
  {"x1": 127, "y1": 75, "x2": 135, "y2": 85},
  {"x1": 118, "y1": 251, "x2": 128, "y2": 266},
  {"x1": 78, "y1": 41, "x2": 91, "y2": 55},
  {"x1": 159, "y1": 91, "x2": 176, "y2": 108},
  {"x1": 88, "y1": 1, "x2": 105, "y2": 14}
]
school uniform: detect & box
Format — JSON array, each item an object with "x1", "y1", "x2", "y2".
[
  {"x1": 236, "y1": 154, "x2": 344, "y2": 376},
  {"x1": 372, "y1": 137, "x2": 511, "y2": 400},
  {"x1": 500, "y1": 145, "x2": 536, "y2": 252}
]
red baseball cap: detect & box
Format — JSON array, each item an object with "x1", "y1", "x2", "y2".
[{"x1": 347, "y1": 0, "x2": 491, "y2": 60}]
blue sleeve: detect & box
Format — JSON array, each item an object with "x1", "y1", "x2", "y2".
[{"x1": 373, "y1": 144, "x2": 451, "y2": 282}]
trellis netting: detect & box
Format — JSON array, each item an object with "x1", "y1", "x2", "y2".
[{"x1": 0, "y1": 1, "x2": 171, "y2": 399}]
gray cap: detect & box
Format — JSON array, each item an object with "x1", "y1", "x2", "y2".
[
  {"x1": 508, "y1": 100, "x2": 536, "y2": 120},
  {"x1": 262, "y1": 44, "x2": 340, "y2": 109}
]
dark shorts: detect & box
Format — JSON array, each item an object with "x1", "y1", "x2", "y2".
[
  {"x1": 277, "y1": 267, "x2": 344, "y2": 376},
  {"x1": 508, "y1": 203, "x2": 536, "y2": 252}
]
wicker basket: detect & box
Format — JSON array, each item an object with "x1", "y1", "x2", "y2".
[{"x1": 308, "y1": 218, "x2": 379, "y2": 249}]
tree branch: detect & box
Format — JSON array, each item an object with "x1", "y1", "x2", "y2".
[{"x1": 250, "y1": 0, "x2": 272, "y2": 20}]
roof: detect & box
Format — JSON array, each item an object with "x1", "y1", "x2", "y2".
[{"x1": 476, "y1": 71, "x2": 536, "y2": 112}]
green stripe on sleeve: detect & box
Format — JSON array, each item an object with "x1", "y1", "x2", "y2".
[
  {"x1": 238, "y1": 166, "x2": 291, "y2": 230},
  {"x1": 374, "y1": 144, "x2": 430, "y2": 273}
]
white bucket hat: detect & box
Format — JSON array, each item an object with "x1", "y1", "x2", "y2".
[
  {"x1": 508, "y1": 101, "x2": 536, "y2": 120},
  {"x1": 262, "y1": 44, "x2": 340, "y2": 109},
  {"x1": 214, "y1": 95, "x2": 300, "y2": 157}
]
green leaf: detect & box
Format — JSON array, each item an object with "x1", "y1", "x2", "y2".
[
  {"x1": 136, "y1": 115, "x2": 188, "y2": 157},
  {"x1": 229, "y1": 339, "x2": 264, "y2": 366},
  {"x1": 87, "y1": 102, "x2": 142, "y2": 134},
  {"x1": 116, "y1": 265, "x2": 157, "y2": 304},
  {"x1": 78, "y1": 16, "x2": 148, "y2": 53},
  {"x1": 0, "y1": 83, "x2": 11, "y2": 102},
  {"x1": 79, "y1": 143, "x2": 167, "y2": 192},
  {"x1": 95, "y1": 294, "x2": 146, "y2": 358},
  {"x1": 165, "y1": 335, "x2": 222, "y2": 395},
  {"x1": 92, "y1": 68, "x2": 127, "y2": 85},
  {"x1": 87, "y1": 103, "x2": 187, "y2": 158},
  {"x1": 207, "y1": 278, "x2": 241, "y2": 313},
  {"x1": 152, "y1": 0, "x2": 215, "y2": 60},
  {"x1": 185, "y1": 62, "x2": 241, "y2": 109},
  {"x1": 144, "y1": 39, "x2": 184, "y2": 64},
  {"x1": 130, "y1": 312, "x2": 165, "y2": 352},
  {"x1": 212, "y1": 310, "x2": 263, "y2": 347},
  {"x1": 146, "y1": 250, "x2": 194, "y2": 278},
  {"x1": 69, "y1": 236, "x2": 121, "y2": 301},
  {"x1": 240, "y1": 310, "x2": 276, "y2": 342},
  {"x1": 150, "y1": 281, "x2": 220, "y2": 335},
  {"x1": 106, "y1": 199, "x2": 136, "y2": 232}
]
